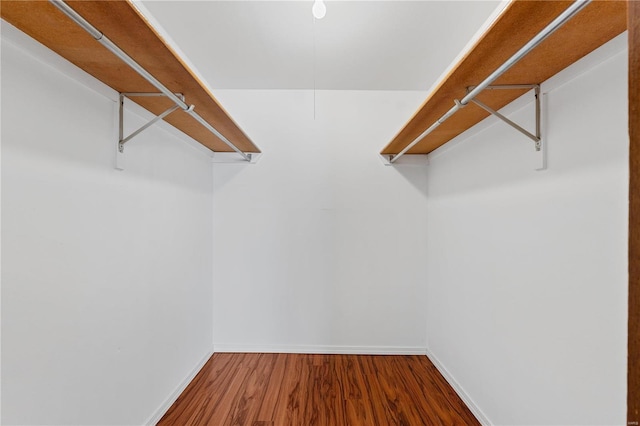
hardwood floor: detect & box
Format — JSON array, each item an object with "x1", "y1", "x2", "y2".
[{"x1": 157, "y1": 353, "x2": 480, "y2": 425}]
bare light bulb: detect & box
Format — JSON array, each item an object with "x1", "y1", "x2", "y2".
[{"x1": 312, "y1": 0, "x2": 326, "y2": 19}]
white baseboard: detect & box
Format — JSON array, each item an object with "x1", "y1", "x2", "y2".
[
  {"x1": 425, "y1": 348, "x2": 492, "y2": 426},
  {"x1": 144, "y1": 348, "x2": 214, "y2": 426},
  {"x1": 142, "y1": 346, "x2": 486, "y2": 425},
  {"x1": 213, "y1": 344, "x2": 427, "y2": 355}
]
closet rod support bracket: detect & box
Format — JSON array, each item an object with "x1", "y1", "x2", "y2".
[
  {"x1": 466, "y1": 84, "x2": 541, "y2": 151},
  {"x1": 118, "y1": 92, "x2": 185, "y2": 153}
]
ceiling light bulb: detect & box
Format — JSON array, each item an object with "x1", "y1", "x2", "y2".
[{"x1": 312, "y1": 0, "x2": 326, "y2": 19}]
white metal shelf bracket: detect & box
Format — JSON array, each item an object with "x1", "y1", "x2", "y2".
[
  {"x1": 387, "y1": 0, "x2": 589, "y2": 164},
  {"x1": 118, "y1": 92, "x2": 186, "y2": 153},
  {"x1": 467, "y1": 84, "x2": 541, "y2": 151},
  {"x1": 50, "y1": 0, "x2": 256, "y2": 163}
]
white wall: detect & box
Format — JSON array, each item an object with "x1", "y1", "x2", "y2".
[
  {"x1": 425, "y1": 35, "x2": 628, "y2": 425},
  {"x1": 1, "y1": 25, "x2": 214, "y2": 425},
  {"x1": 3, "y1": 12, "x2": 628, "y2": 426},
  {"x1": 211, "y1": 89, "x2": 429, "y2": 353}
]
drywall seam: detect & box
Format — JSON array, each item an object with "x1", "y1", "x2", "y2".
[
  {"x1": 143, "y1": 348, "x2": 214, "y2": 426},
  {"x1": 213, "y1": 345, "x2": 427, "y2": 355},
  {"x1": 426, "y1": 349, "x2": 493, "y2": 426}
]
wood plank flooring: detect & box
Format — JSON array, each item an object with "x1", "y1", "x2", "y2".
[{"x1": 157, "y1": 353, "x2": 480, "y2": 425}]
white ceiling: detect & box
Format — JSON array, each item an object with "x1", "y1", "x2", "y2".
[{"x1": 139, "y1": 0, "x2": 502, "y2": 91}]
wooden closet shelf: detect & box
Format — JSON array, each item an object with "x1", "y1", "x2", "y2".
[
  {"x1": 381, "y1": 0, "x2": 627, "y2": 156},
  {"x1": 1, "y1": 0, "x2": 260, "y2": 154}
]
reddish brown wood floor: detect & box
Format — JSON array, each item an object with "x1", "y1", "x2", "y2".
[{"x1": 157, "y1": 353, "x2": 480, "y2": 425}]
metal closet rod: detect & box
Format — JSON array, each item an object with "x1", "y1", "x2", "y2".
[
  {"x1": 49, "y1": 0, "x2": 252, "y2": 162},
  {"x1": 389, "y1": 0, "x2": 591, "y2": 163}
]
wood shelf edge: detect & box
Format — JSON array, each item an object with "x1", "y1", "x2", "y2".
[
  {"x1": 0, "y1": 0, "x2": 261, "y2": 155},
  {"x1": 381, "y1": 0, "x2": 627, "y2": 157}
]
